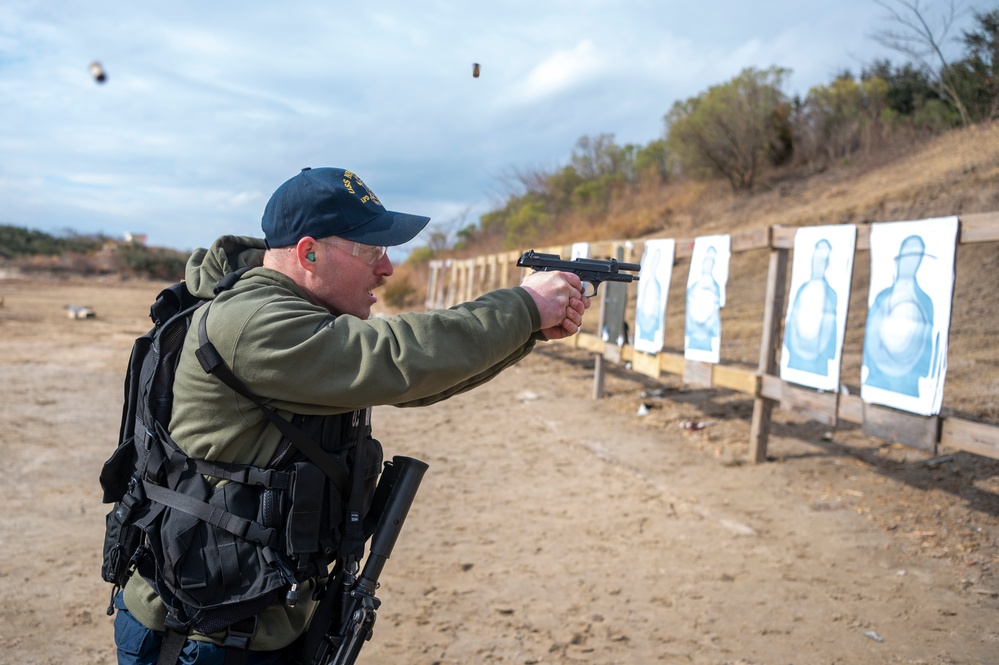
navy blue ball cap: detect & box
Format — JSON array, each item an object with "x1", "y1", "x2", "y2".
[{"x1": 261, "y1": 167, "x2": 431, "y2": 249}]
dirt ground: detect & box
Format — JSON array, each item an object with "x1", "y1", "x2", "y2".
[{"x1": 1, "y1": 276, "x2": 998, "y2": 665}]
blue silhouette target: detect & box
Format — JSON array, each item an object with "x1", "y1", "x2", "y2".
[
  {"x1": 861, "y1": 218, "x2": 958, "y2": 415},
  {"x1": 684, "y1": 235, "x2": 730, "y2": 363},
  {"x1": 780, "y1": 225, "x2": 856, "y2": 391},
  {"x1": 634, "y1": 239, "x2": 675, "y2": 354}
]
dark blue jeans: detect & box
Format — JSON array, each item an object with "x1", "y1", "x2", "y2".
[{"x1": 113, "y1": 593, "x2": 291, "y2": 665}]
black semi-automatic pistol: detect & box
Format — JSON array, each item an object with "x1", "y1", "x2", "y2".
[{"x1": 516, "y1": 250, "x2": 640, "y2": 297}]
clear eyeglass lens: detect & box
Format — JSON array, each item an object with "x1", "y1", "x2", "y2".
[
  {"x1": 363, "y1": 245, "x2": 388, "y2": 262},
  {"x1": 325, "y1": 238, "x2": 387, "y2": 265}
]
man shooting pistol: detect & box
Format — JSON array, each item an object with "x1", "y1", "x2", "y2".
[{"x1": 517, "y1": 249, "x2": 641, "y2": 297}]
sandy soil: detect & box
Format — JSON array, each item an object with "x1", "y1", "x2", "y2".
[{"x1": 1, "y1": 277, "x2": 997, "y2": 665}]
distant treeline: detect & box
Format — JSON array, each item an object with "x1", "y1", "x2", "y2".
[
  {"x1": 0, "y1": 225, "x2": 110, "y2": 258},
  {"x1": 0, "y1": 225, "x2": 187, "y2": 281},
  {"x1": 419, "y1": 6, "x2": 999, "y2": 257}
]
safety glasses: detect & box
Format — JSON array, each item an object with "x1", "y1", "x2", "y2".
[{"x1": 319, "y1": 238, "x2": 388, "y2": 266}]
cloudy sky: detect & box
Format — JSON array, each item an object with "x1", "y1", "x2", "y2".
[{"x1": 0, "y1": 0, "x2": 988, "y2": 256}]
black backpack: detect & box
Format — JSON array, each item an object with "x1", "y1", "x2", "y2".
[
  {"x1": 100, "y1": 276, "x2": 208, "y2": 607},
  {"x1": 100, "y1": 270, "x2": 381, "y2": 652}
]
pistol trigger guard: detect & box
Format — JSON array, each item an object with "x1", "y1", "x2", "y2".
[{"x1": 581, "y1": 281, "x2": 597, "y2": 298}]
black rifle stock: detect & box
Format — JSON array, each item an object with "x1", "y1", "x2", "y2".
[
  {"x1": 303, "y1": 455, "x2": 429, "y2": 665},
  {"x1": 516, "y1": 249, "x2": 640, "y2": 297}
]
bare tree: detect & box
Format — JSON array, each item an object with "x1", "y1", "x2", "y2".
[
  {"x1": 427, "y1": 206, "x2": 474, "y2": 253},
  {"x1": 490, "y1": 164, "x2": 552, "y2": 201},
  {"x1": 872, "y1": 0, "x2": 972, "y2": 125}
]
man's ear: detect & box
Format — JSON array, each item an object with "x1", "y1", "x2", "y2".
[{"x1": 296, "y1": 237, "x2": 318, "y2": 269}]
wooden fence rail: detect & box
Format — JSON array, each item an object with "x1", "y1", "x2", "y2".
[{"x1": 426, "y1": 212, "x2": 999, "y2": 463}]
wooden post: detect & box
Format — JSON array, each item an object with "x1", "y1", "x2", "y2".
[
  {"x1": 487, "y1": 255, "x2": 497, "y2": 291},
  {"x1": 439, "y1": 260, "x2": 447, "y2": 308},
  {"x1": 463, "y1": 259, "x2": 474, "y2": 302},
  {"x1": 592, "y1": 278, "x2": 609, "y2": 399},
  {"x1": 592, "y1": 355, "x2": 606, "y2": 399},
  {"x1": 749, "y1": 243, "x2": 789, "y2": 463},
  {"x1": 444, "y1": 260, "x2": 457, "y2": 308},
  {"x1": 425, "y1": 261, "x2": 438, "y2": 311},
  {"x1": 593, "y1": 244, "x2": 629, "y2": 399}
]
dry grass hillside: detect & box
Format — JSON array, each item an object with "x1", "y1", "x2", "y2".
[{"x1": 585, "y1": 121, "x2": 999, "y2": 243}]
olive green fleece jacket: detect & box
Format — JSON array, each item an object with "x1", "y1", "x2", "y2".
[{"x1": 123, "y1": 235, "x2": 544, "y2": 650}]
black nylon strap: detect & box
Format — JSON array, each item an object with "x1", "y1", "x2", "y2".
[
  {"x1": 157, "y1": 621, "x2": 255, "y2": 665},
  {"x1": 197, "y1": 335, "x2": 349, "y2": 491},
  {"x1": 156, "y1": 427, "x2": 292, "y2": 491},
  {"x1": 195, "y1": 292, "x2": 350, "y2": 491},
  {"x1": 194, "y1": 296, "x2": 349, "y2": 493},
  {"x1": 157, "y1": 629, "x2": 187, "y2": 665},
  {"x1": 213, "y1": 267, "x2": 251, "y2": 295},
  {"x1": 143, "y1": 482, "x2": 278, "y2": 548},
  {"x1": 340, "y1": 410, "x2": 368, "y2": 564},
  {"x1": 186, "y1": 457, "x2": 292, "y2": 490}
]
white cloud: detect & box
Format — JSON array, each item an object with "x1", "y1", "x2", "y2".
[
  {"x1": 510, "y1": 40, "x2": 604, "y2": 104},
  {"x1": 225, "y1": 190, "x2": 263, "y2": 209}
]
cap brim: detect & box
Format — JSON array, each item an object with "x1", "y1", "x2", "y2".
[{"x1": 337, "y1": 210, "x2": 431, "y2": 247}]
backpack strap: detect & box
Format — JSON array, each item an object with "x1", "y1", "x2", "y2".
[
  {"x1": 339, "y1": 409, "x2": 369, "y2": 569},
  {"x1": 157, "y1": 629, "x2": 187, "y2": 665},
  {"x1": 155, "y1": 623, "x2": 255, "y2": 665},
  {"x1": 142, "y1": 481, "x2": 279, "y2": 548},
  {"x1": 184, "y1": 450, "x2": 292, "y2": 490},
  {"x1": 192, "y1": 271, "x2": 350, "y2": 491}
]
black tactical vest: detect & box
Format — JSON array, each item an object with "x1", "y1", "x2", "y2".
[{"x1": 101, "y1": 271, "x2": 382, "y2": 638}]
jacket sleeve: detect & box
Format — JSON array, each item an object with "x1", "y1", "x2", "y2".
[
  {"x1": 220, "y1": 286, "x2": 543, "y2": 414},
  {"x1": 391, "y1": 330, "x2": 542, "y2": 408}
]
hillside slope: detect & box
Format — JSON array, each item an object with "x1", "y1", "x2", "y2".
[
  {"x1": 610, "y1": 122, "x2": 999, "y2": 242},
  {"x1": 468, "y1": 123, "x2": 999, "y2": 424}
]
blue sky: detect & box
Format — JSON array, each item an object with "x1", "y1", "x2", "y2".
[{"x1": 0, "y1": 1, "x2": 989, "y2": 257}]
